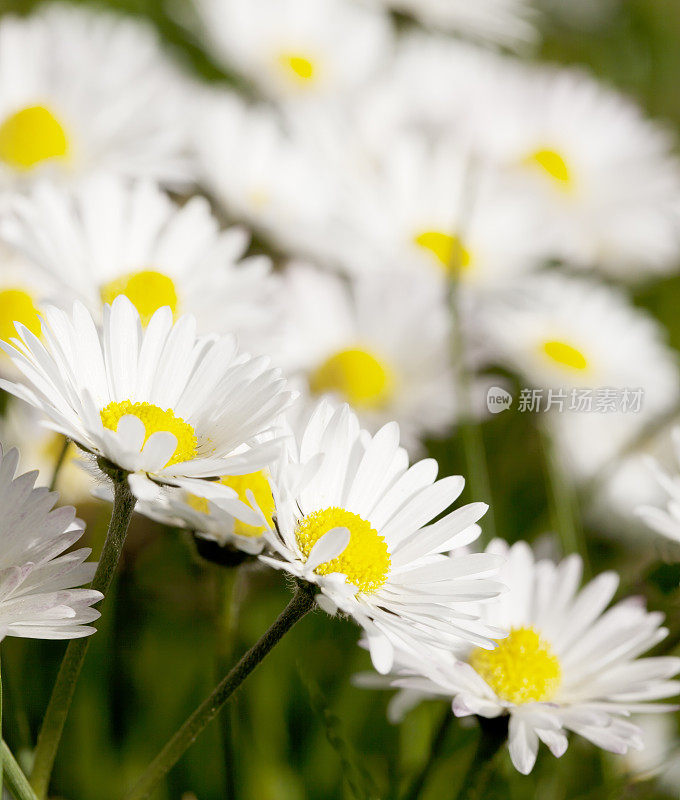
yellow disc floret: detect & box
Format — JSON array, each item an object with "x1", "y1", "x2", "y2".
[
  {"x1": 101, "y1": 270, "x2": 179, "y2": 326},
  {"x1": 541, "y1": 339, "x2": 588, "y2": 371},
  {"x1": 295, "y1": 507, "x2": 390, "y2": 594},
  {"x1": 526, "y1": 148, "x2": 572, "y2": 188},
  {"x1": 100, "y1": 400, "x2": 197, "y2": 467},
  {"x1": 469, "y1": 626, "x2": 562, "y2": 705},
  {"x1": 0, "y1": 105, "x2": 69, "y2": 170},
  {"x1": 310, "y1": 348, "x2": 394, "y2": 410},
  {"x1": 414, "y1": 230, "x2": 472, "y2": 274},
  {"x1": 187, "y1": 471, "x2": 275, "y2": 538},
  {"x1": 0, "y1": 288, "x2": 42, "y2": 343},
  {"x1": 277, "y1": 52, "x2": 317, "y2": 83}
]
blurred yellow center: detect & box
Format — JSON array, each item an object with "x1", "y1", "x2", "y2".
[
  {"x1": 187, "y1": 470, "x2": 274, "y2": 538},
  {"x1": 414, "y1": 230, "x2": 471, "y2": 274},
  {"x1": 295, "y1": 507, "x2": 390, "y2": 594},
  {"x1": 542, "y1": 339, "x2": 588, "y2": 371},
  {"x1": 278, "y1": 52, "x2": 316, "y2": 83},
  {"x1": 100, "y1": 400, "x2": 197, "y2": 467},
  {"x1": 470, "y1": 627, "x2": 561, "y2": 705},
  {"x1": 310, "y1": 348, "x2": 394, "y2": 410},
  {"x1": 527, "y1": 148, "x2": 571, "y2": 187},
  {"x1": 0, "y1": 288, "x2": 41, "y2": 343},
  {"x1": 101, "y1": 270, "x2": 179, "y2": 326},
  {"x1": 0, "y1": 105, "x2": 69, "y2": 170}
]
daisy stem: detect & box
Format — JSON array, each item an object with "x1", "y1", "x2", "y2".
[
  {"x1": 453, "y1": 716, "x2": 507, "y2": 800},
  {"x1": 125, "y1": 582, "x2": 316, "y2": 800},
  {"x1": 2, "y1": 741, "x2": 38, "y2": 800},
  {"x1": 48, "y1": 437, "x2": 70, "y2": 493},
  {"x1": 30, "y1": 470, "x2": 136, "y2": 800},
  {"x1": 541, "y1": 426, "x2": 590, "y2": 575},
  {"x1": 400, "y1": 707, "x2": 454, "y2": 800},
  {"x1": 450, "y1": 281, "x2": 496, "y2": 542}
]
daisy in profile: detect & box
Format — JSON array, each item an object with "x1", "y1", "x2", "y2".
[
  {"x1": 1, "y1": 175, "x2": 281, "y2": 353},
  {"x1": 257, "y1": 401, "x2": 505, "y2": 673},
  {"x1": 0, "y1": 444, "x2": 102, "y2": 640},
  {"x1": 364, "y1": 0, "x2": 537, "y2": 50},
  {"x1": 338, "y1": 136, "x2": 557, "y2": 289},
  {"x1": 481, "y1": 273, "x2": 679, "y2": 481},
  {"x1": 133, "y1": 468, "x2": 275, "y2": 556},
  {"x1": 193, "y1": 92, "x2": 336, "y2": 262},
  {"x1": 462, "y1": 65, "x2": 680, "y2": 278},
  {"x1": 0, "y1": 3, "x2": 190, "y2": 189},
  {"x1": 0, "y1": 295, "x2": 294, "y2": 501},
  {"x1": 363, "y1": 540, "x2": 680, "y2": 773},
  {"x1": 278, "y1": 263, "x2": 457, "y2": 452},
  {"x1": 193, "y1": 0, "x2": 392, "y2": 104}
]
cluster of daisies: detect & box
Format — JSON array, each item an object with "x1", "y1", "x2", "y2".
[{"x1": 1, "y1": 0, "x2": 680, "y2": 785}]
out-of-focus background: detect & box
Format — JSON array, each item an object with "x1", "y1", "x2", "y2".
[{"x1": 1, "y1": 0, "x2": 680, "y2": 798}]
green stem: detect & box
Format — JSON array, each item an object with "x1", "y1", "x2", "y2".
[
  {"x1": 450, "y1": 280, "x2": 496, "y2": 542},
  {"x1": 30, "y1": 472, "x2": 136, "y2": 799},
  {"x1": 125, "y1": 583, "x2": 316, "y2": 800},
  {"x1": 2, "y1": 741, "x2": 38, "y2": 800},
  {"x1": 454, "y1": 716, "x2": 508, "y2": 800},
  {"x1": 541, "y1": 426, "x2": 590, "y2": 576},
  {"x1": 400, "y1": 708, "x2": 454, "y2": 800},
  {"x1": 48, "y1": 437, "x2": 70, "y2": 493}
]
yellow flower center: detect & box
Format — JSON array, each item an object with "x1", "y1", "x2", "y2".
[
  {"x1": 277, "y1": 52, "x2": 317, "y2": 84},
  {"x1": 309, "y1": 348, "x2": 394, "y2": 410},
  {"x1": 100, "y1": 270, "x2": 179, "y2": 326},
  {"x1": 414, "y1": 230, "x2": 471, "y2": 274},
  {"x1": 0, "y1": 105, "x2": 69, "y2": 170},
  {"x1": 526, "y1": 148, "x2": 572, "y2": 188},
  {"x1": 100, "y1": 400, "x2": 197, "y2": 467},
  {"x1": 469, "y1": 626, "x2": 562, "y2": 705},
  {"x1": 541, "y1": 339, "x2": 588, "y2": 371},
  {"x1": 0, "y1": 288, "x2": 41, "y2": 343},
  {"x1": 187, "y1": 470, "x2": 274, "y2": 538},
  {"x1": 295, "y1": 507, "x2": 390, "y2": 594}
]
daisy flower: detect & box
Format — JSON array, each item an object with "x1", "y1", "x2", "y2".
[
  {"x1": 0, "y1": 3, "x2": 190, "y2": 189},
  {"x1": 132, "y1": 468, "x2": 275, "y2": 555},
  {"x1": 1, "y1": 175, "x2": 281, "y2": 353},
  {"x1": 193, "y1": 0, "x2": 392, "y2": 105},
  {"x1": 0, "y1": 444, "x2": 102, "y2": 640},
  {"x1": 278, "y1": 263, "x2": 457, "y2": 452},
  {"x1": 461, "y1": 65, "x2": 680, "y2": 279},
  {"x1": 0, "y1": 295, "x2": 294, "y2": 501},
  {"x1": 257, "y1": 401, "x2": 505, "y2": 674},
  {"x1": 193, "y1": 92, "x2": 337, "y2": 263},
  {"x1": 337, "y1": 136, "x2": 557, "y2": 288},
  {"x1": 364, "y1": 540, "x2": 680, "y2": 774}
]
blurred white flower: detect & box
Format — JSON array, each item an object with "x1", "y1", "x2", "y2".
[
  {"x1": 481, "y1": 273, "x2": 680, "y2": 480},
  {"x1": 0, "y1": 400, "x2": 91, "y2": 506},
  {"x1": 637, "y1": 428, "x2": 680, "y2": 544},
  {"x1": 0, "y1": 296, "x2": 293, "y2": 501},
  {"x1": 278, "y1": 262, "x2": 458, "y2": 452},
  {"x1": 193, "y1": 92, "x2": 337, "y2": 262},
  {"x1": 1, "y1": 175, "x2": 281, "y2": 354},
  {"x1": 460, "y1": 64, "x2": 680, "y2": 279},
  {"x1": 363, "y1": 540, "x2": 680, "y2": 774},
  {"x1": 0, "y1": 3, "x2": 191, "y2": 188},
  {"x1": 0, "y1": 444, "x2": 102, "y2": 640},
  {"x1": 257, "y1": 400, "x2": 505, "y2": 674},
  {"x1": 337, "y1": 136, "x2": 556, "y2": 288},
  {"x1": 193, "y1": 0, "x2": 393, "y2": 105},
  {"x1": 365, "y1": 0, "x2": 537, "y2": 50}
]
